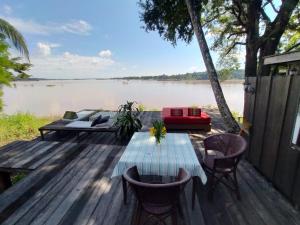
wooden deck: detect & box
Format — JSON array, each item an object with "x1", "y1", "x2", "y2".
[{"x1": 0, "y1": 110, "x2": 299, "y2": 225}]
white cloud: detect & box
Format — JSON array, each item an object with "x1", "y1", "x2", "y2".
[
  {"x1": 99, "y1": 50, "x2": 112, "y2": 58},
  {"x1": 29, "y1": 51, "x2": 115, "y2": 78},
  {"x1": 188, "y1": 66, "x2": 199, "y2": 72},
  {"x1": 2, "y1": 15, "x2": 92, "y2": 36},
  {"x1": 3, "y1": 5, "x2": 12, "y2": 15},
  {"x1": 37, "y1": 42, "x2": 60, "y2": 56},
  {"x1": 60, "y1": 20, "x2": 92, "y2": 35}
]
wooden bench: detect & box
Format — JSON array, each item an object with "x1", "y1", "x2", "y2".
[
  {"x1": 0, "y1": 140, "x2": 123, "y2": 224},
  {"x1": 0, "y1": 140, "x2": 85, "y2": 192}
]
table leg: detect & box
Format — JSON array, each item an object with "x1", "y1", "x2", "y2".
[
  {"x1": 192, "y1": 176, "x2": 197, "y2": 210},
  {"x1": 0, "y1": 172, "x2": 12, "y2": 192},
  {"x1": 122, "y1": 175, "x2": 127, "y2": 205},
  {"x1": 40, "y1": 130, "x2": 44, "y2": 140}
]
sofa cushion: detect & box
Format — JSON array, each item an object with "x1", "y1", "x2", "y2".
[
  {"x1": 162, "y1": 107, "x2": 211, "y2": 125},
  {"x1": 188, "y1": 108, "x2": 201, "y2": 116},
  {"x1": 170, "y1": 108, "x2": 183, "y2": 116},
  {"x1": 63, "y1": 111, "x2": 78, "y2": 120},
  {"x1": 91, "y1": 115, "x2": 102, "y2": 127}
]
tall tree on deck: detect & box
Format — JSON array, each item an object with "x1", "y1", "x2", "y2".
[
  {"x1": 139, "y1": 0, "x2": 299, "y2": 132},
  {"x1": 139, "y1": 0, "x2": 240, "y2": 132}
]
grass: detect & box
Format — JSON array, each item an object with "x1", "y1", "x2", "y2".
[{"x1": 0, "y1": 113, "x2": 56, "y2": 147}]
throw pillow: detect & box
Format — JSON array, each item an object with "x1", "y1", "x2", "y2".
[
  {"x1": 63, "y1": 111, "x2": 78, "y2": 120},
  {"x1": 91, "y1": 115, "x2": 102, "y2": 127},
  {"x1": 188, "y1": 108, "x2": 201, "y2": 116},
  {"x1": 170, "y1": 108, "x2": 183, "y2": 116}
]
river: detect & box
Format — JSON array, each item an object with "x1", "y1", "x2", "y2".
[{"x1": 2, "y1": 79, "x2": 244, "y2": 116}]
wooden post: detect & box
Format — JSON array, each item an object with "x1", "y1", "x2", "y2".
[{"x1": 0, "y1": 172, "x2": 12, "y2": 192}]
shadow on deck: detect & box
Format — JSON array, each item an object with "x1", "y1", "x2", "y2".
[{"x1": 0, "y1": 110, "x2": 299, "y2": 225}]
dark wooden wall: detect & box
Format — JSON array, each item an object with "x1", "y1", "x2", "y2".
[{"x1": 245, "y1": 63, "x2": 300, "y2": 206}]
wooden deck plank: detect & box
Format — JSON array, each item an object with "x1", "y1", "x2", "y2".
[
  {"x1": 0, "y1": 143, "x2": 87, "y2": 224},
  {"x1": 34, "y1": 145, "x2": 112, "y2": 225},
  {"x1": 15, "y1": 145, "x2": 98, "y2": 225},
  {"x1": 2, "y1": 144, "x2": 93, "y2": 225},
  {"x1": 239, "y1": 161, "x2": 300, "y2": 223},
  {"x1": 12, "y1": 141, "x2": 60, "y2": 169},
  {"x1": 0, "y1": 110, "x2": 299, "y2": 225},
  {"x1": 0, "y1": 141, "x2": 40, "y2": 165},
  {"x1": 68, "y1": 147, "x2": 124, "y2": 225}
]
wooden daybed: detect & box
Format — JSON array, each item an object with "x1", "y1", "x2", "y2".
[{"x1": 39, "y1": 110, "x2": 118, "y2": 140}]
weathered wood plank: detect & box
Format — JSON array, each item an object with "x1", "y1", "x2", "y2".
[
  {"x1": 248, "y1": 76, "x2": 272, "y2": 167},
  {"x1": 239, "y1": 161, "x2": 300, "y2": 224},
  {"x1": 1, "y1": 143, "x2": 93, "y2": 225},
  {"x1": 0, "y1": 143, "x2": 87, "y2": 224},
  {"x1": 273, "y1": 75, "x2": 300, "y2": 199},
  {"x1": 67, "y1": 147, "x2": 124, "y2": 225},
  {"x1": 260, "y1": 76, "x2": 291, "y2": 179},
  {"x1": 0, "y1": 111, "x2": 299, "y2": 225},
  {"x1": 32, "y1": 145, "x2": 112, "y2": 225},
  {"x1": 0, "y1": 141, "x2": 40, "y2": 165}
]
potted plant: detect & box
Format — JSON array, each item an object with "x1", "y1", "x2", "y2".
[
  {"x1": 149, "y1": 120, "x2": 167, "y2": 144},
  {"x1": 114, "y1": 101, "x2": 142, "y2": 140}
]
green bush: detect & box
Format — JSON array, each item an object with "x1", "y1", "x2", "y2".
[{"x1": 0, "y1": 113, "x2": 53, "y2": 147}]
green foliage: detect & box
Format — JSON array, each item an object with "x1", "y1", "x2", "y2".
[
  {"x1": 114, "y1": 101, "x2": 142, "y2": 140},
  {"x1": 138, "y1": 104, "x2": 146, "y2": 112},
  {"x1": 0, "y1": 37, "x2": 31, "y2": 110},
  {"x1": 279, "y1": 4, "x2": 300, "y2": 52},
  {"x1": 139, "y1": 0, "x2": 201, "y2": 46},
  {"x1": 0, "y1": 113, "x2": 52, "y2": 146},
  {"x1": 0, "y1": 18, "x2": 29, "y2": 59},
  {"x1": 115, "y1": 69, "x2": 244, "y2": 81},
  {"x1": 150, "y1": 120, "x2": 166, "y2": 144},
  {"x1": 203, "y1": 1, "x2": 299, "y2": 64},
  {"x1": 11, "y1": 172, "x2": 27, "y2": 185},
  {"x1": 231, "y1": 111, "x2": 242, "y2": 123}
]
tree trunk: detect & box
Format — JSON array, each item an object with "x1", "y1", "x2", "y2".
[
  {"x1": 185, "y1": 0, "x2": 240, "y2": 133},
  {"x1": 244, "y1": 1, "x2": 261, "y2": 77}
]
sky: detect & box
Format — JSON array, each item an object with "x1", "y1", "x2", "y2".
[{"x1": 0, "y1": 0, "x2": 279, "y2": 79}]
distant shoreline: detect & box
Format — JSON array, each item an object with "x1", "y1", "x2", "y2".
[{"x1": 13, "y1": 78, "x2": 244, "y2": 83}]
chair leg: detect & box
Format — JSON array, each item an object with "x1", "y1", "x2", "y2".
[
  {"x1": 122, "y1": 175, "x2": 127, "y2": 205},
  {"x1": 233, "y1": 170, "x2": 241, "y2": 200},
  {"x1": 192, "y1": 177, "x2": 196, "y2": 209},
  {"x1": 132, "y1": 203, "x2": 142, "y2": 225},
  {"x1": 171, "y1": 208, "x2": 178, "y2": 225},
  {"x1": 208, "y1": 173, "x2": 215, "y2": 201}
]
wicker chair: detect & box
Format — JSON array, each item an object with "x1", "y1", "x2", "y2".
[
  {"x1": 202, "y1": 133, "x2": 247, "y2": 200},
  {"x1": 123, "y1": 166, "x2": 191, "y2": 225}
]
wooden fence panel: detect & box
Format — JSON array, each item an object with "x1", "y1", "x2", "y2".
[
  {"x1": 259, "y1": 76, "x2": 291, "y2": 179},
  {"x1": 248, "y1": 76, "x2": 272, "y2": 167},
  {"x1": 274, "y1": 75, "x2": 300, "y2": 200}
]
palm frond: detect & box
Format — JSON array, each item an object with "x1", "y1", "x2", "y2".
[{"x1": 0, "y1": 18, "x2": 29, "y2": 61}]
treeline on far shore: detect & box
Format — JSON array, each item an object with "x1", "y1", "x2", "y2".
[{"x1": 112, "y1": 69, "x2": 245, "y2": 81}]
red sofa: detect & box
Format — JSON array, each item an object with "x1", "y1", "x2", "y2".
[{"x1": 162, "y1": 107, "x2": 211, "y2": 131}]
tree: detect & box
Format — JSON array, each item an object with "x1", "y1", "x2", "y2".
[
  {"x1": 0, "y1": 37, "x2": 31, "y2": 110},
  {"x1": 0, "y1": 18, "x2": 30, "y2": 111},
  {"x1": 139, "y1": 0, "x2": 240, "y2": 132},
  {"x1": 139, "y1": 0, "x2": 299, "y2": 131},
  {"x1": 204, "y1": 0, "x2": 299, "y2": 78},
  {"x1": 0, "y1": 18, "x2": 29, "y2": 60}
]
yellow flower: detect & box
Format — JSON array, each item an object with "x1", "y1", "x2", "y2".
[{"x1": 149, "y1": 127, "x2": 156, "y2": 136}]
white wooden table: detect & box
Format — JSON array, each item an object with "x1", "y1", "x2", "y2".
[{"x1": 112, "y1": 132, "x2": 207, "y2": 206}]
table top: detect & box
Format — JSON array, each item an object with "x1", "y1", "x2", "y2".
[{"x1": 112, "y1": 132, "x2": 207, "y2": 184}]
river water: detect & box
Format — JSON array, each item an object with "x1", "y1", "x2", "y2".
[{"x1": 2, "y1": 79, "x2": 244, "y2": 116}]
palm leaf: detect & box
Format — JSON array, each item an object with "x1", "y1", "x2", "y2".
[{"x1": 0, "y1": 18, "x2": 29, "y2": 61}]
